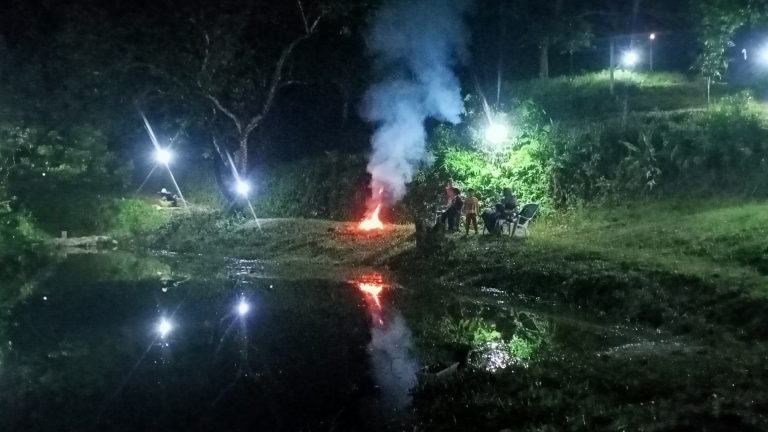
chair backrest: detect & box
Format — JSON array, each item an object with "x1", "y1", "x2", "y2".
[{"x1": 518, "y1": 203, "x2": 539, "y2": 224}]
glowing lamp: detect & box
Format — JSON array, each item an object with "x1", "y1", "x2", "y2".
[
  {"x1": 155, "y1": 148, "x2": 172, "y2": 165},
  {"x1": 235, "y1": 180, "x2": 251, "y2": 197},
  {"x1": 237, "y1": 299, "x2": 250, "y2": 316},
  {"x1": 758, "y1": 46, "x2": 768, "y2": 65},
  {"x1": 621, "y1": 50, "x2": 640, "y2": 68},
  {"x1": 484, "y1": 123, "x2": 508, "y2": 145},
  {"x1": 649, "y1": 33, "x2": 656, "y2": 40},
  {"x1": 156, "y1": 318, "x2": 173, "y2": 338}
]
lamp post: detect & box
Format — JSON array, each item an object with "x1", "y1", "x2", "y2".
[{"x1": 649, "y1": 33, "x2": 656, "y2": 72}]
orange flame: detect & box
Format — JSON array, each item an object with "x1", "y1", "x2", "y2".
[
  {"x1": 358, "y1": 282, "x2": 383, "y2": 308},
  {"x1": 359, "y1": 203, "x2": 384, "y2": 231},
  {"x1": 356, "y1": 273, "x2": 385, "y2": 309}
]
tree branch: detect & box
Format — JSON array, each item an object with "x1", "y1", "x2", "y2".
[
  {"x1": 297, "y1": 0, "x2": 310, "y2": 34},
  {"x1": 206, "y1": 94, "x2": 243, "y2": 135}
]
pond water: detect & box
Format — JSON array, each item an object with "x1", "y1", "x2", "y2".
[
  {"x1": 0, "y1": 251, "x2": 681, "y2": 431},
  {"x1": 1, "y1": 252, "x2": 417, "y2": 431}
]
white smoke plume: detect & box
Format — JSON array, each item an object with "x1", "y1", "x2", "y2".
[{"x1": 363, "y1": 0, "x2": 472, "y2": 202}]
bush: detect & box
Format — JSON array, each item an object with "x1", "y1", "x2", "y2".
[
  {"x1": 549, "y1": 94, "x2": 768, "y2": 205},
  {"x1": 1, "y1": 122, "x2": 131, "y2": 235},
  {"x1": 252, "y1": 152, "x2": 370, "y2": 220},
  {"x1": 508, "y1": 71, "x2": 711, "y2": 121},
  {"x1": 110, "y1": 198, "x2": 172, "y2": 238}
]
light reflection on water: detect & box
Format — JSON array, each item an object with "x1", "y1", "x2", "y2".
[
  {"x1": 0, "y1": 253, "x2": 417, "y2": 431},
  {"x1": 355, "y1": 273, "x2": 419, "y2": 410}
]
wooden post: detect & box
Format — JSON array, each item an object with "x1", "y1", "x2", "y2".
[{"x1": 61, "y1": 230, "x2": 68, "y2": 240}]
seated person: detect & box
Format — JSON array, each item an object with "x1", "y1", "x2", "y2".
[
  {"x1": 501, "y1": 187, "x2": 518, "y2": 214},
  {"x1": 157, "y1": 187, "x2": 179, "y2": 207},
  {"x1": 435, "y1": 188, "x2": 463, "y2": 232},
  {"x1": 481, "y1": 203, "x2": 506, "y2": 234}
]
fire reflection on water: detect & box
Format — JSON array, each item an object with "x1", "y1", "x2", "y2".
[{"x1": 355, "y1": 273, "x2": 418, "y2": 410}]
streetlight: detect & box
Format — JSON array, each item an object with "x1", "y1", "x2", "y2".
[
  {"x1": 484, "y1": 123, "x2": 508, "y2": 145},
  {"x1": 757, "y1": 46, "x2": 768, "y2": 65},
  {"x1": 235, "y1": 179, "x2": 251, "y2": 197},
  {"x1": 154, "y1": 148, "x2": 173, "y2": 165},
  {"x1": 621, "y1": 50, "x2": 640, "y2": 69},
  {"x1": 649, "y1": 33, "x2": 656, "y2": 72}
]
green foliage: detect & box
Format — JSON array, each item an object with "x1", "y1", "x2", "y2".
[
  {"x1": 547, "y1": 94, "x2": 768, "y2": 205},
  {"x1": 692, "y1": 0, "x2": 766, "y2": 79},
  {"x1": 438, "y1": 315, "x2": 547, "y2": 362},
  {"x1": 110, "y1": 198, "x2": 173, "y2": 238},
  {"x1": 0, "y1": 211, "x2": 49, "y2": 282},
  {"x1": 427, "y1": 100, "x2": 554, "y2": 211},
  {"x1": 508, "y1": 71, "x2": 708, "y2": 121},
  {"x1": 1, "y1": 122, "x2": 132, "y2": 235},
  {"x1": 252, "y1": 152, "x2": 368, "y2": 220}
]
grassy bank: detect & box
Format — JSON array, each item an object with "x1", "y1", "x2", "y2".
[
  {"x1": 139, "y1": 198, "x2": 768, "y2": 338},
  {"x1": 133, "y1": 198, "x2": 768, "y2": 430},
  {"x1": 143, "y1": 210, "x2": 414, "y2": 266}
]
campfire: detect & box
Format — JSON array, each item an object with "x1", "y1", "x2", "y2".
[
  {"x1": 358, "y1": 187, "x2": 386, "y2": 232},
  {"x1": 358, "y1": 203, "x2": 384, "y2": 231}
]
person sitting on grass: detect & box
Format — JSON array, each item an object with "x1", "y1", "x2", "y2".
[
  {"x1": 463, "y1": 188, "x2": 479, "y2": 235},
  {"x1": 436, "y1": 187, "x2": 463, "y2": 232},
  {"x1": 481, "y1": 203, "x2": 505, "y2": 234},
  {"x1": 157, "y1": 188, "x2": 179, "y2": 207}
]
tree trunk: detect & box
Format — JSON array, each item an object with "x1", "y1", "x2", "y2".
[
  {"x1": 569, "y1": 50, "x2": 574, "y2": 75},
  {"x1": 609, "y1": 37, "x2": 615, "y2": 95},
  {"x1": 707, "y1": 76, "x2": 711, "y2": 104},
  {"x1": 539, "y1": 41, "x2": 550, "y2": 79},
  {"x1": 237, "y1": 134, "x2": 249, "y2": 174}
]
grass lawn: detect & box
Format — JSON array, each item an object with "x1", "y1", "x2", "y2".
[{"x1": 534, "y1": 200, "x2": 768, "y2": 297}]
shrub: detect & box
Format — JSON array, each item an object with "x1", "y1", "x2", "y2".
[{"x1": 252, "y1": 152, "x2": 369, "y2": 220}]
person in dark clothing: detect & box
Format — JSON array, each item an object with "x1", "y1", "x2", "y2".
[
  {"x1": 481, "y1": 203, "x2": 505, "y2": 234},
  {"x1": 157, "y1": 188, "x2": 178, "y2": 207},
  {"x1": 501, "y1": 188, "x2": 518, "y2": 213},
  {"x1": 437, "y1": 187, "x2": 463, "y2": 231}
]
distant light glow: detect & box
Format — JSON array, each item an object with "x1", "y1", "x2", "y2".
[
  {"x1": 157, "y1": 318, "x2": 173, "y2": 338},
  {"x1": 758, "y1": 46, "x2": 768, "y2": 65},
  {"x1": 155, "y1": 148, "x2": 172, "y2": 165},
  {"x1": 621, "y1": 50, "x2": 640, "y2": 68},
  {"x1": 649, "y1": 33, "x2": 656, "y2": 40},
  {"x1": 237, "y1": 299, "x2": 250, "y2": 316},
  {"x1": 484, "y1": 123, "x2": 508, "y2": 144},
  {"x1": 235, "y1": 180, "x2": 251, "y2": 197}
]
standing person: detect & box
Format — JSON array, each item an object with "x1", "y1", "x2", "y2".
[
  {"x1": 445, "y1": 178, "x2": 456, "y2": 205},
  {"x1": 436, "y1": 187, "x2": 463, "y2": 232},
  {"x1": 463, "y1": 189, "x2": 479, "y2": 235}
]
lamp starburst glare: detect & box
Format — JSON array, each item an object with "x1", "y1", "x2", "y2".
[
  {"x1": 155, "y1": 148, "x2": 172, "y2": 165},
  {"x1": 621, "y1": 50, "x2": 640, "y2": 68},
  {"x1": 237, "y1": 299, "x2": 250, "y2": 316},
  {"x1": 485, "y1": 123, "x2": 508, "y2": 145},
  {"x1": 157, "y1": 318, "x2": 173, "y2": 338},
  {"x1": 236, "y1": 180, "x2": 251, "y2": 197}
]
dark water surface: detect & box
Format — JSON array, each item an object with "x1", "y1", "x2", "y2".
[{"x1": 1, "y1": 252, "x2": 417, "y2": 432}]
